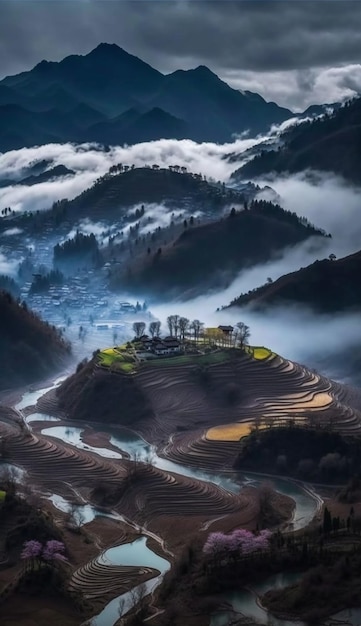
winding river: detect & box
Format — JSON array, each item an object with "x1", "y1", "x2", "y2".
[
  {"x1": 14, "y1": 382, "x2": 323, "y2": 626},
  {"x1": 90, "y1": 537, "x2": 170, "y2": 626},
  {"x1": 210, "y1": 571, "x2": 305, "y2": 626}
]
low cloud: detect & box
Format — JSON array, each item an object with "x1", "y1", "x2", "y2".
[
  {"x1": 2, "y1": 227, "x2": 23, "y2": 236},
  {"x1": 0, "y1": 249, "x2": 19, "y2": 275},
  {"x1": 61, "y1": 218, "x2": 111, "y2": 244},
  {"x1": 258, "y1": 172, "x2": 361, "y2": 259},
  {"x1": 223, "y1": 63, "x2": 361, "y2": 112},
  {"x1": 0, "y1": 135, "x2": 268, "y2": 214}
]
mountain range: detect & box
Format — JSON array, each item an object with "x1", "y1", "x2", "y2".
[{"x1": 0, "y1": 43, "x2": 327, "y2": 151}]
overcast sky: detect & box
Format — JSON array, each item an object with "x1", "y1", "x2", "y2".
[{"x1": 2, "y1": 1, "x2": 361, "y2": 110}]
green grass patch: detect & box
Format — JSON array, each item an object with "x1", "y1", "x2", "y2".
[
  {"x1": 0, "y1": 490, "x2": 6, "y2": 503},
  {"x1": 98, "y1": 346, "x2": 137, "y2": 373}
]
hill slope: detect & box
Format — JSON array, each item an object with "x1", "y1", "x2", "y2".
[
  {"x1": 232, "y1": 97, "x2": 361, "y2": 184},
  {"x1": 227, "y1": 250, "x2": 361, "y2": 313},
  {"x1": 55, "y1": 347, "x2": 361, "y2": 458},
  {"x1": 113, "y1": 200, "x2": 327, "y2": 298},
  {"x1": 62, "y1": 167, "x2": 245, "y2": 219},
  {"x1": 0, "y1": 292, "x2": 71, "y2": 390}
]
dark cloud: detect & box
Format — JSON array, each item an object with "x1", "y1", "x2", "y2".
[{"x1": 2, "y1": 1, "x2": 361, "y2": 108}]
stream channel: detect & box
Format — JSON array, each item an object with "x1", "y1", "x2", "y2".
[{"x1": 13, "y1": 381, "x2": 329, "y2": 626}]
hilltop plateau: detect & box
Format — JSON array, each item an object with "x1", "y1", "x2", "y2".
[{"x1": 52, "y1": 342, "x2": 361, "y2": 468}]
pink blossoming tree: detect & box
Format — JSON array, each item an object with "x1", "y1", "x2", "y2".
[
  {"x1": 42, "y1": 540, "x2": 67, "y2": 562},
  {"x1": 21, "y1": 539, "x2": 68, "y2": 570},
  {"x1": 203, "y1": 529, "x2": 272, "y2": 562},
  {"x1": 20, "y1": 540, "x2": 43, "y2": 570}
]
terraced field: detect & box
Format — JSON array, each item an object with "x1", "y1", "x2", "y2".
[
  {"x1": 0, "y1": 418, "x2": 248, "y2": 525},
  {"x1": 69, "y1": 550, "x2": 157, "y2": 603},
  {"x1": 3, "y1": 347, "x2": 361, "y2": 621},
  {"x1": 133, "y1": 350, "x2": 361, "y2": 469}
]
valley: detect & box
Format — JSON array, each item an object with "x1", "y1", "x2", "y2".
[{"x1": 1, "y1": 341, "x2": 361, "y2": 625}]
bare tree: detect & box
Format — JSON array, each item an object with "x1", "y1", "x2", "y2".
[
  {"x1": 179, "y1": 317, "x2": 190, "y2": 341},
  {"x1": 132, "y1": 321, "x2": 146, "y2": 339},
  {"x1": 66, "y1": 503, "x2": 85, "y2": 530},
  {"x1": 167, "y1": 314, "x2": 181, "y2": 337},
  {"x1": 167, "y1": 315, "x2": 174, "y2": 336},
  {"x1": 149, "y1": 321, "x2": 161, "y2": 337},
  {"x1": 117, "y1": 597, "x2": 125, "y2": 619},
  {"x1": 236, "y1": 321, "x2": 251, "y2": 350},
  {"x1": 129, "y1": 582, "x2": 148, "y2": 618},
  {"x1": 190, "y1": 319, "x2": 204, "y2": 343},
  {"x1": 258, "y1": 481, "x2": 274, "y2": 522},
  {"x1": 173, "y1": 315, "x2": 180, "y2": 338}
]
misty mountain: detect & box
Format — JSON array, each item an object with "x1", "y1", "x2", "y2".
[
  {"x1": 113, "y1": 200, "x2": 326, "y2": 299},
  {"x1": 143, "y1": 66, "x2": 292, "y2": 141},
  {"x1": 0, "y1": 104, "x2": 80, "y2": 151},
  {"x1": 1, "y1": 43, "x2": 162, "y2": 115},
  {"x1": 18, "y1": 164, "x2": 75, "y2": 186},
  {"x1": 227, "y1": 249, "x2": 361, "y2": 313},
  {"x1": 0, "y1": 158, "x2": 59, "y2": 187},
  {"x1": 0, "y1": 291, "x2": 71, "y2": 390},
  {"x1": 0, "y1": 43, "x2": 295, "y2": 150},
  {"x1": 232, "y1": 97, "x2": 361, "y2": 184}
]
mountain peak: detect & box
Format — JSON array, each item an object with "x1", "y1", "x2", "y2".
[
  {"x1": 89, "y1": 42, "x2": 124, "y2": 56},
  {"x1": 193, "y1": 65, "x2": 215, "y2": 75}
]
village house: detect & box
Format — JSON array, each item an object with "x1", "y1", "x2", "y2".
[
  {"x1": 139, "y1": 335, "x2": 182, "y2": 356},
  {"x1": 153, "y1": 339, "x2": 181, "y2": 356},
  {"x1": 218, "y1": 325, "x2": 234, "y2": 335}
]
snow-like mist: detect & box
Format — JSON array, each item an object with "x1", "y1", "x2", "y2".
[
  {"x1": 0, "y1": 250, "x2": 19, "y2": 275},
  {"x1": 0, "y1": 137, "x2": 259, "y2": 214}
]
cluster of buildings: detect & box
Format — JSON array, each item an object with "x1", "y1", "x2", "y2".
[
  {"x1": 137, "y1": 325, "x2": 236, "y2": 358},
  {"x1": 139, "y1": 335, "x2": 182, "y2": 356}
]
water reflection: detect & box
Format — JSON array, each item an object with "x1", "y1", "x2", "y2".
[
  {"x1": 15, "y1": 376, "x2": 65, "y2": 410},
  {"x1": 26, "y1": 412, "x2": 60, "y2": 424},
  {"x1": 41, "y1": 426, "x2": 123, "y2": 460},
  {"x1": 90, "y1": 538, "x2": 170, "y2": 626}
]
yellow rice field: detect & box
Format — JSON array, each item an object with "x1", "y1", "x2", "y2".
[
  {"x1": 246, "y1": 346, "x2": 276, "y2": 361},
  {"x1": 206, "y1": 421, "x2": 267, "y2": 441}
]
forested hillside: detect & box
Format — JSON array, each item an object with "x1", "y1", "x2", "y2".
[
  {"x1": 0, "y1": 292, "x2": 71, "y2": 389},
  {"x1": 232, "y1": 98, "x2": 361, "y2": 184},
  {"x1": 113, "y1": 201, "x2": 327, "y2": 298}
]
